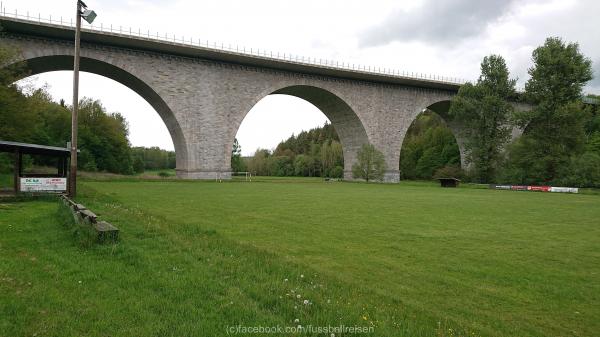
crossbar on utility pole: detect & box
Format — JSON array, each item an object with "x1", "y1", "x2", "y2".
[{"x1": 69, "y1": 0, "x2": 82, "y2": 197}]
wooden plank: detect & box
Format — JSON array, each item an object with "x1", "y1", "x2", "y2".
[
  {"x1": 93, "y1": 221, "x2": 119, "y2": 243},
  {"x1": 79, "y1": 209, "x2": 97, "y2": 222}
]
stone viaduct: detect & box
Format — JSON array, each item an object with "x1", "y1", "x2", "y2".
[{"x1": 0, "y1": 15, "x2": 527, "y2": 182}]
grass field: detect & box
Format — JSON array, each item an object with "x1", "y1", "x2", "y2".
[{"x1": 1, "y1": 178, "x2": 599, "y2": 336}]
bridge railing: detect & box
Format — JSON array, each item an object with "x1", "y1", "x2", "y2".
[{"x1": 0, "y1": 5, "x2": 474, "y2": 87}]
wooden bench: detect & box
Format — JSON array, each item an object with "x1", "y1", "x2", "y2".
[
  {"x1": 93, "y1": 221, "x2": 119, "y2": 243},
  {"x1": 60, "y1": 195, "x2": 119, "y2": 244}
]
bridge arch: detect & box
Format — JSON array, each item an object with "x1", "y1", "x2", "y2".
[
  {"x1": 400, "y1": 99, "x2": 469, "y2": 174},
  {"x1": 8, "y1": 54, "x2": 188, "y2": 172},
  {"x1": 421, "y1": 100, "x2": 468, "y2": 168},
  {"x1": 230, "y1": 84, "x2": 370, "y2": 180},
  {"x1": 400, "y1": 99, "x2": 532, "y2": 179}
]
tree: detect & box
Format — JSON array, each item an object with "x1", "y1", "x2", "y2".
[
  {"x1": 321, "y1": 140, "x2": 343, "y2": 177},
  {"x1": 0, "y1": 42, "x2": 33, "y2": 149},
  {"x1": 352, "y1": 143, "x2": 387, "y2": 182},
  {"x1": 132, "y1": 155, "x2": 145, "y2": 173},
  {"x1": 247, "y1": 148, "x2": 271, "y2": 176},
  {"x1": 231, "y1": 138, "x2": 245, "y2": 173},
  {"x1": 270, "y1": 155, "x2": 293, "y2": 176},
  {"x1": 294, "y1": 154, "x2": 312, "y2": 176},
  {"x1": 268, "y1": 122, "x2": 341, "y2": 177},
  {"x1": 506, "y1": 37, "x2": 593, "y2": 184},
  {"x1": 131, "y1": 146, "x2": 175, "y2": 171},
  {"x1": 555, "y1": 152, "x2": 600, "y2": 188},
  {"x1": 400, "y1": 111, "x2": 461, "y2": 180},
  {"x1": 77, "y1": 98, "x2": 134, "y2": 174},
  {"x1": 0, "y1": 38, "x2": 26, "y2": 86},
  {"x1": 449, "y1": 54, "x2": 516, "y2": 183}
]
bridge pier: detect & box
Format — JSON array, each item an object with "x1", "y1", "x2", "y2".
[
  {"x1": 176, "y1": 170, "x2": 232, "y2": 180},
  {"x1": 384, "y1": 170, "x2": 401, "y2": 183}
]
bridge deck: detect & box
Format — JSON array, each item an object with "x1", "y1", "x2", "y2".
[{"x1": 0, "y1": 14, "x2": 462, "y2": 91}]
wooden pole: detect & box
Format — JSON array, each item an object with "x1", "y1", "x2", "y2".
[{"x1": 69, "y1": 0, "x2": 82, "y2": 197}]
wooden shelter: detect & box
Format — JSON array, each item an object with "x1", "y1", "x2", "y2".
[
  {"x1": 436, "y1": 177, "x2": 460, "y2": 188},
  {"x1": 0, "y1": 140, "x2": 71, "y2": 195}
]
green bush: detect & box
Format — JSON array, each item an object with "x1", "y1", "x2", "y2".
[
  {"x1": 554, "y1": 152, "x2": 600, "y2": 188},
  {"x1": 132, "y1": 156, "x2": 145, "y2": 173},
  {"x1": 330, "y1": 165, "x2": 344, "y2": 178},
  {"x1": 400, "y1": 112, "x2": 460, "y2": 180}
]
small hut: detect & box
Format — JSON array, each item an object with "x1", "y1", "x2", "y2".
[
  {"x1": 0, "y1": 140, "x2": 72, "y2": 196},
  {"x1": 436, "y1": 177, "x2": 460, "y2": 188}
]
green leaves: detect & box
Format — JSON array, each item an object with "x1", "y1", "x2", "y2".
[
  {"x1": 231, "y1": 138, "x2": 245, "y2": 173},
  {"x1": 246, "y1": 123, "x2": 343, "y2": 178},
  {"x1": 400, "y1": 112, "x2": 460, "y2": 180},
  {"x1": 525, "y1": 37, "x2": 593, "y2": 106},
  {"x1": 352, "y1": 143, "x2": 387, "y2": 182},
  {"x1": 449, "y1": 54, "x2": 516, "y2": 183},
  {"x1": 479, "y1": 55, "x2": 517, "y2": 98},
  {"x1": 505, "y1": 37, "x2": 594, "y2": 184}
]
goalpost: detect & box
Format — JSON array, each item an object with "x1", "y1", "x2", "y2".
[{"x1": 215, "y1": 171, "x2": 252, "y2": 182}]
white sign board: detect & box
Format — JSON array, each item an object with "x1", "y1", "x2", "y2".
[{"x1": 20, "y1": 177, "x2": 67, "y2": 192}]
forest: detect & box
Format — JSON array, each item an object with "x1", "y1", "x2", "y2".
[
  {"x1": 0, "y1": 85, "x2": 174, "y2": 175},
  {"x1": 241, "y1": 113, "x2": 461, "y2": 181},
  {"x1": 240, "y1": 122, "x2": 344, "y2": 178}
]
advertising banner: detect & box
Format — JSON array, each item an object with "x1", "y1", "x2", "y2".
[
  {"x1": 20, "y1": 177, "x2": 67, "y2": 192},
  {"x1": 549, "y1": 187, "x2": 579, "y2": 193},
  {"x1": 527, "y1": 186, "x2": 551, "y2": 192},
  {"x1": 490, "y1": 184, "x2": 578, "y2": 194}
]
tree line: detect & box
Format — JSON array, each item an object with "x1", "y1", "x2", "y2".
[
  {"x1": 242, "y1": 122, "x2": 345, "y2": 178},
  {"x1": 449, "y1": 37, "x2": 599, "y2": 187},
  {"x1": 0, "y1": 87, "x2": 175, "y2": 175}
]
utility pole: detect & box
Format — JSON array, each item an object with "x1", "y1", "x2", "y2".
[
  {"x1": 69, "y1": 0, "x2": 96, "y2": 197},
  {"x1": 69, "y1": 0, "x2": 82, "y2": 197}
]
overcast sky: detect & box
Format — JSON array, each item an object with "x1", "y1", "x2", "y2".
[{"x1": 10, "y1": 0, "x2": 600, "y2": 155}]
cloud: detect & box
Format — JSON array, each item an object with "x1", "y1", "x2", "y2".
[{"x1": 359, "y1": 0, "x2": 517, "y2": 47}]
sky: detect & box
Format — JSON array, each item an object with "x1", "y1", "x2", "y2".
[{"x1": 8, "y1": 0, "x2": 600, "y2": 155}]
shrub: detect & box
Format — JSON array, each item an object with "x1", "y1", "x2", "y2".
[
  {"x1": 352, "y1": 143, "x2": 387, "y2": 182},
  {"x1": 330, "y1": 165, "x2": 344, "y2": 179},
  {"x1": 554, "y1": 152, "x2": 600, "y2": 188}
]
